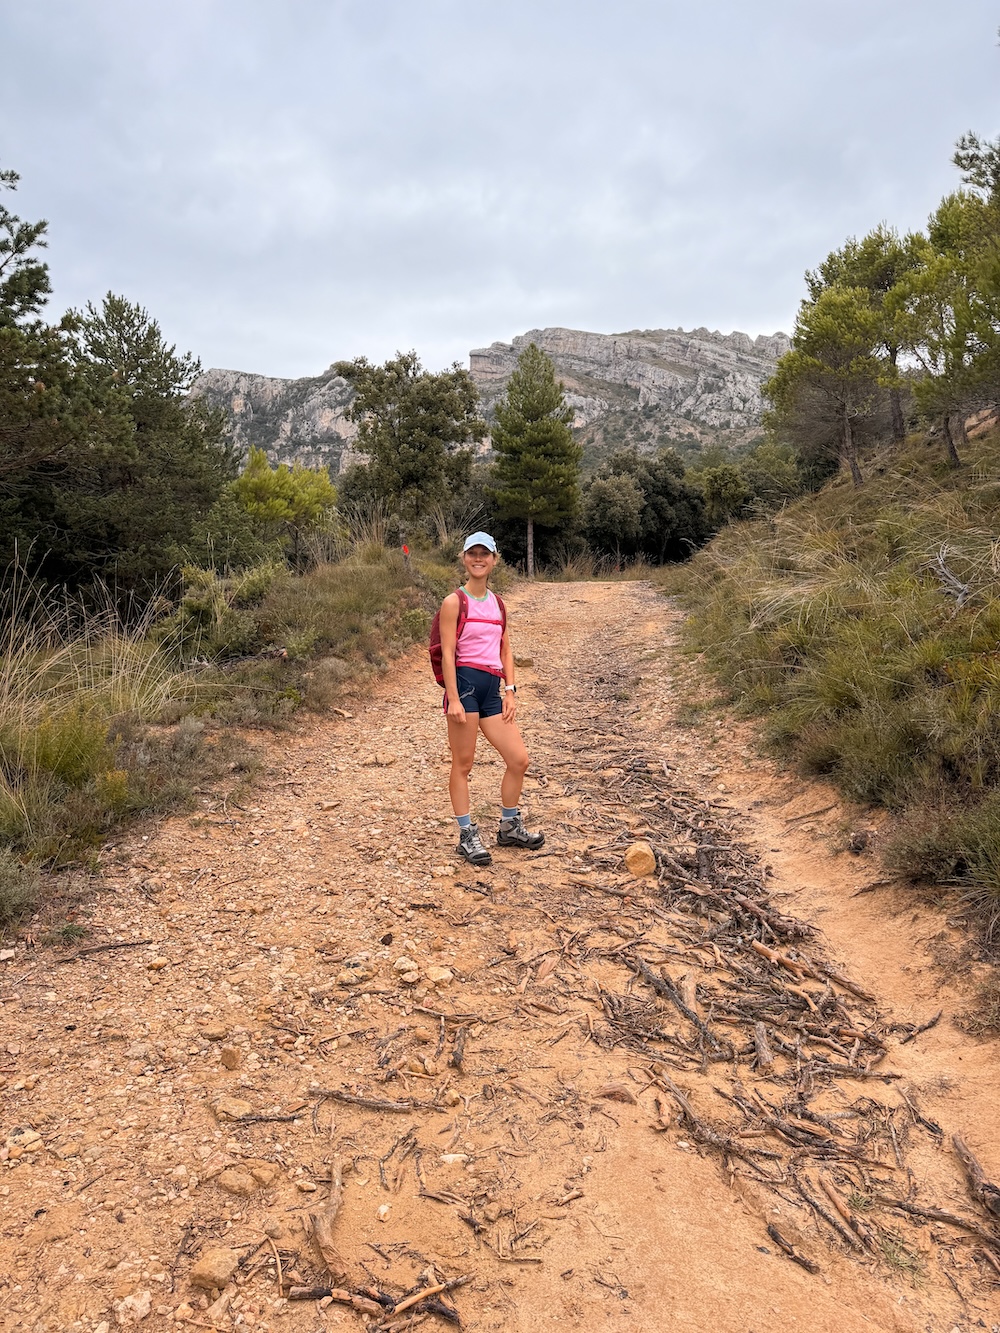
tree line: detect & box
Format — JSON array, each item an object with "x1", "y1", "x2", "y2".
[
  {"x1": 5, "y1": 157, "x2": 828, "y2": 598},
  {"x1": 763, "y1": 131, "x2": 1000, "y2": 486}
]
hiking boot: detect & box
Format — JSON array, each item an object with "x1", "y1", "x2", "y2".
[
  {"x1": 497, "y1": 812, "x2": 545, "y2": 850},
  {"x1": 457, "y1": 823, "x2": 493, "y2": 867}
]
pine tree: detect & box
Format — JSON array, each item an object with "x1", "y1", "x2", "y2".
[{"x1": 490, "y1": 344, "x2": 581, "y2": 575}]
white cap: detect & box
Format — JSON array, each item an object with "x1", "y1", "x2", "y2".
[{"x1": 463, "y1": 531, "x2": 498, "y2": 553}]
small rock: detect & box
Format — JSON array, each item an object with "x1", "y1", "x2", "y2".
[
  {"x1": 204, "y1": 1293, "x2": 231, "y2": 1323},
  {"x1": 146, "y1": 958, "x2": 169, "y2": 971},
  {"x1": 401, "y1": 971, "x2": 420, "y2": 985},
  {"x1": 335, "y1": 970, "x2": 358, "y2": 985},
  {"x1": 514, "y1": 656, "x2": 534, "y2": 668},
  {"x1": 251, "y1": 1163, "x2": 278, "y2": 1186},
  {"x1": 6, "y1": 1127, "x2": 41, "y2": 1150},
  {"x1": 201, "y1": 1022, "x2": 228, "y2": 1041},
  {"x1": 0, "y1": 949, "x2": 15, "y2": 963},
  {"x1": 412, "y1": 1026, "x2": 435, "y2": 1043},
  {"x1": 95, "y1": 1322, "x2": 112, "y2": 1333},
  {"x1": 593, "y1": 1082, "x2": 638, "y2": 1104},
  {"x1": 113, "y1": 1289, "x2": 152, "y2": 1325},
  {"x1": 393, "y1": 956, "x2": 418, "y2": 973},
  {"x1": 444, "y1": 1089, "x2": 462, "y2": 1107},
  {"x1": 296, "y1": 1179, "x2": 318, "y2": 1192},
  {"x1": 263, "y1": 1219, "x2": 284, "y2": 1239},
  {"x1": 188, "y1": 1247, "x2": 239, "y2": 1290},
  {"x1": 377, "y1": 1204, "x2": 390, "y2": 1222},
  {"x1": 219, "y1": 1047, "x2": 242, "y2": 1071},
  {"x1": 211, "y1": 1096, "x2": 253, "y2": 1122},
  {"x1": 217, "y1": 1168, "x2": 257, "y2": 1196},
  {"x1": 624, "y1": 841, "x2": 656, "y2": 877},
  {"x1": 425, "y1": 965, "x2": 453, "y2": 986}
]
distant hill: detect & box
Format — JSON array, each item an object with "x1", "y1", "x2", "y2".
[
  {"x1": 471, "y1": 326, "x2": 790, "y2": 464},
  {"x1": 189, "y1": 365, "x2": 360, "y2": 473},
  {"x1": 189, "y1": 324, "x2": 789, "y2": 474}
]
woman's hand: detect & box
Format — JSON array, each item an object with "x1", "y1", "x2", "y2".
[
  {"x1": 448, "y1": 699, "x2": 468, "y2": 724},
  {"x1": 501, "y1": 689, "x2": 517, "y2": 723}
]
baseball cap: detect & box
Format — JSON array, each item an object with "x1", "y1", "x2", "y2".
[{"x1": 463, "y1": 531, "x2": 498, "y2": 553}]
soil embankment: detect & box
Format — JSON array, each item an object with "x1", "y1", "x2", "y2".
[{"x1": 2, "y1": 582, "x2": 998, "y2": 1332}]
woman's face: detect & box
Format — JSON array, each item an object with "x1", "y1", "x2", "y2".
[{"x1": 462, "y1": 545, "x2": 497, "y2": 578}]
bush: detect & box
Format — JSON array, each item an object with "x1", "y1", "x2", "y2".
[
  {"x1": 0, "y1": 848, "x2": 38, "y2": 933},
  {"x1": 664, "y1": 426, "x2": 1000, "y2": 941}
]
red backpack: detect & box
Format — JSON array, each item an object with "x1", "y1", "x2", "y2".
[{"x1": 429, "y1": 588, "x2": 507, "y2": 686}]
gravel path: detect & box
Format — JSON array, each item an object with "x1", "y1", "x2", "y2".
[{"x1": 0, "y1": 581, "x2": 995, "y2": 1332}]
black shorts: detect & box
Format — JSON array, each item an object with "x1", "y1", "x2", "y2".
[{"x1": 446, "y1": 665, "x2": 504, "y2": 718}]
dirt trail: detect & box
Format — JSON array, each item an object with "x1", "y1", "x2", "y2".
[{"x1": 2, "y1": 581, "x2": 1000, "y2": 1333}]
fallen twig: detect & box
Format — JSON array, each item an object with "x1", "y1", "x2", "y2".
[{"x1": 57, "y1": 938, "x2": 153, "y2": 963}]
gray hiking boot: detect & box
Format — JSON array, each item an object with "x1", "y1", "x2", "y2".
[
  {"x1": 457, "y1": 823, "x2": 493, "y2": 867},
  {"x1": 497, "y1": 812, "x2": 545, "y2": 850}
]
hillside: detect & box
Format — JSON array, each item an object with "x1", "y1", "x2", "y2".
[
  {"x1": 472, "y1": 325, "x2": 789, "y2": 460},
  {"x1": 189, "y1": 325, "x2": 789, "y2": 474},
  {"x1": 189, "y1": 365, "x2": 360, "y2": 473},
  {"x1": 667, "y1": 425, "x2": 1000, "y2": 940}
]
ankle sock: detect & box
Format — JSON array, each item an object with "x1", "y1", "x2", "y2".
[
  {"x1": 501, "y1": 806, "x2": 518, "y2": 821},
  {"x1": 456, "y1": 813, "x2": 472, "y2": 830}
]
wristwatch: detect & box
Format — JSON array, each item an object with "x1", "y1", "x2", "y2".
[{"x1": 504, "y1": 684, "x2": 517, "y2": 693}]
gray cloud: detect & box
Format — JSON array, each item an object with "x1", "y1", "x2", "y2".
[{"x1": 3, "y1": 0, "x2": 998, "y2": 374}]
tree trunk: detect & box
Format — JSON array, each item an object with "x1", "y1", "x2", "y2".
[
  {"x1": 888, "y1": 347, "x2": 906, "y2": 445},
  {"x1": 942, "y1": 415, "x2": 962, "y2": 468},
  {"x1": 889, "y1": 388, "x2": 906, "y2": 445},
  {"x1": 842, "y1": 413, "x2": 863, "y2": 488},
  {"x1": 526, "y1": 518, "x2": 534, "y2": 578}
]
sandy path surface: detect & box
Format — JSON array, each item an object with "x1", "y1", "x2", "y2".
[{"x1": 2, "y1": 581, "x2": 999, "y2": 1332}]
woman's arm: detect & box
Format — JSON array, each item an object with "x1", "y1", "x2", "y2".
[
  {"x1": 440, "y1": 593, "x2": 467, "y2": 723},
  {"x1": 500, "y1": 629, "x2": 517, "y2": 723}
]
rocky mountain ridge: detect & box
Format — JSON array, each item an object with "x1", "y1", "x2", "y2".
[
  {"x1": 471, "y1": 326, "x2": 789, "y2": 433},
  {"x1": 189, "y1": 324, "x2": 790, "y2": 472}
]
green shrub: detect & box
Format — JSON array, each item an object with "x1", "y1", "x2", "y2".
[
  {"x1": 0, "y1": 848, "x2": 39, "y2": 933},
  {"x1": 665, "y1": 426, "x2": 1000, "y2": 940}
]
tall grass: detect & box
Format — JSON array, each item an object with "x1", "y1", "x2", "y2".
[
  {"x1": 0, "y1": 573, "x2": 199, "y2": 924},
  {"x1": 662, "y1": 430, "x2": 1000, "y2": 942}
]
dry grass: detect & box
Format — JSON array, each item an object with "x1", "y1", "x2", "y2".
[{"x1": 660, "y1": 429, "x2": 1000, "y2": 948}]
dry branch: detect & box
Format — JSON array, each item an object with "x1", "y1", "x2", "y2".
[
  {"x1": 953, "y1": 1134, "x2": 1000, "y2": 1221},
  {"x1": 309, "y1": 1159, "x2": 347, "y2": 1281}
]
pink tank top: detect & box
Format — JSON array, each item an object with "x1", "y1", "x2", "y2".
[{"x1": 456, "y1": 590, "x2": 504, "y2": 675}]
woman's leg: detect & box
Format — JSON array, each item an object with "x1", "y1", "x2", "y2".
[
  {"x1": 447, "y1": 713, "x2": 481, "y2": 815},
  {"x1": 478, "y1": 714, "x2": 530, "y2": 809}
]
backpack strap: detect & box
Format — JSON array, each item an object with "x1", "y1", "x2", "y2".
[
  {"x1": 455, "y1": 587, "x2": 470, "y2": 641},
  {"x1": 494, "y1": 592, "x2": 507, "y2": 634}
]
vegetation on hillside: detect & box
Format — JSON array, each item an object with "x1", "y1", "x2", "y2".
[
  {"x1": 669, "y1": 129, "x2": 1000, "y2": 945},
  {"x1": 0, "y1": 167, "x2": 460, "y2": 932}
]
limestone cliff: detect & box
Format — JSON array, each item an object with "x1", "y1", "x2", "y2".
[
  {"x1": 470, "y1": 326, "x2": 790, "y2": 452},
  {"x1": 190, "y1": 325, "x2": 789, "y2": 473},
  {"x1": 188, "y1": 365, "x2": 360, "y2": 473}
]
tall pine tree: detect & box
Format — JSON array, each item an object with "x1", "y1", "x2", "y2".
[{"x1": 490, "y1": 343, "x2": 581, "y2": 575}]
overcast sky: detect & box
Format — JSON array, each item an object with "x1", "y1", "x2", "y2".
[{"x1": 3, "y1": 1, "x2": 999, "y2": 377}]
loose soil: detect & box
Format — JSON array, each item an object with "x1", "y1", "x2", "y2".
[{"x1": 2, "y1": 581, "x2": 999, "y2": 1333}]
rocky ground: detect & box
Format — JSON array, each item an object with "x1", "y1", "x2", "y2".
[{"x1": 2, "y1": 582, "x2": 999, "y2": 1333}]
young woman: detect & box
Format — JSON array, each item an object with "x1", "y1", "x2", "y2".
[{"x1": 439, "y1": 532, "x2": 544, "y2": 867}]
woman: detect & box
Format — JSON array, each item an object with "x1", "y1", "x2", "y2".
[{"x1": 439, "y1": 531, "x2": 544, "y2": 867}]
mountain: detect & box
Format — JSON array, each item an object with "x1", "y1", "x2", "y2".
[
  {"x1": 189, "y1": 365, "x2": 360, "y2": 472},
  {"x1": 189, "y1": 325, "x2": 790, "y2": 474},
  {"x1": 470, "y1": 326, "x2": 790, "y2": 460}
]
